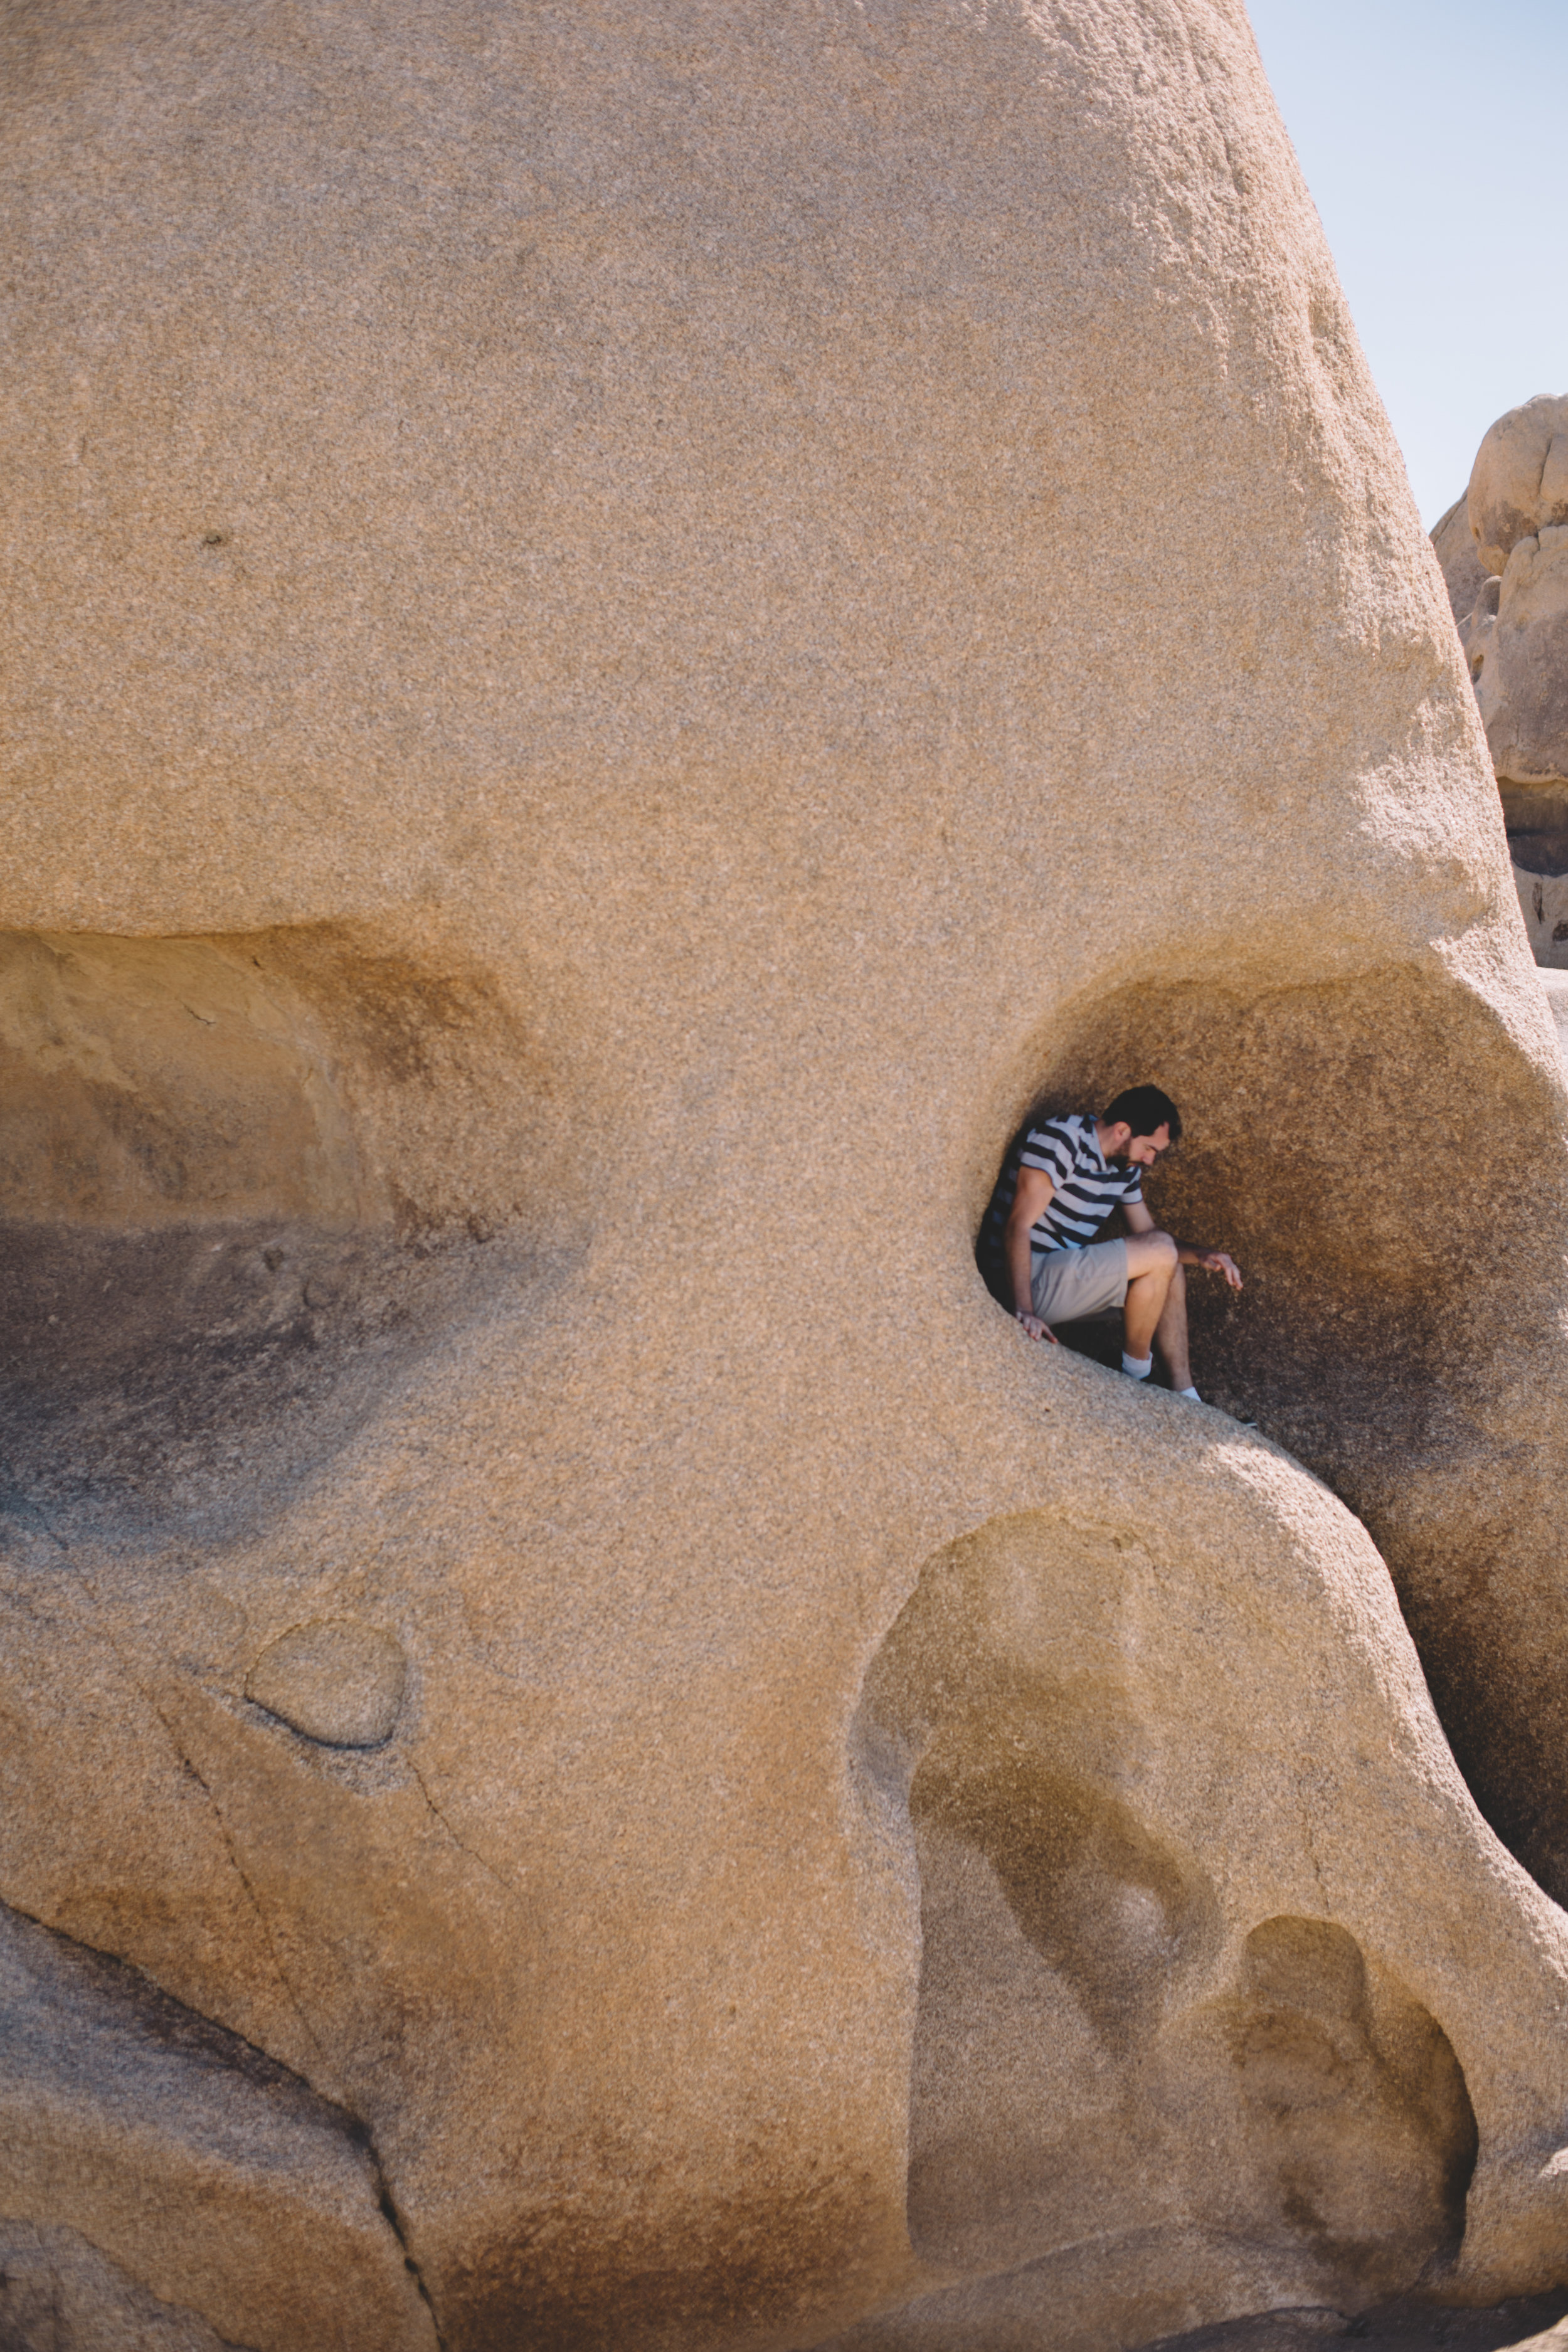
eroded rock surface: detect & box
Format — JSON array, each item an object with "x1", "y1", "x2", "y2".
[
  {"x1": 0, "y1": 2218, "x2": 238, "y2": 2352},
  {"x1": 1151, "y1": 2289, "x2": 1568, "y2": 2352},
  {"x1": 246, "y1": 1621, "x2": 408, "y2": 1748},
  {"x1": 3, "y1": 4, "x2": 1568, "y2": 2351},
  {"x1": 0, "y1": 1900, "x2": 433, "y2": 2352}
]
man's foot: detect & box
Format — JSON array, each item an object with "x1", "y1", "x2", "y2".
[
  {"x1": 1121, "y1": 1352, "x2": 1153, "y2": 1380},
  {"x1": 1179, "y1": 1384, "x2": 1258, "y2": 1426}
]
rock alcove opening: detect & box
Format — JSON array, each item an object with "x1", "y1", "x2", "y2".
[
  {"x1": 976, "y1": 965, "x2": 1559, "y2": 1470},
  {"x1": 1502, "y1": 784, "x2": 1568, "y2": 881},
  {"x1": 0, "y1": 926, "x2": 566, "y2": 1547}
]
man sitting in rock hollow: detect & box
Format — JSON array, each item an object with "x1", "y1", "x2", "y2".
[{"x1": 985, "y1": 1085, "x2": 1242, "y2": 1399}]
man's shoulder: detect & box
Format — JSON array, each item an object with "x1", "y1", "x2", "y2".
[
  {"x1": 1025, "y1": 1110, "x2": 1092, "y2": 1147},
  {"x1": 1019, "y1": 1113, "x2": 1079, "y2": 1167}
]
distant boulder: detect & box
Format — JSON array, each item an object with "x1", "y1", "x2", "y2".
[
  {"x1": 1468, "y1": 391, "x2": 1568, "y2": 577},
  {"x1": 1433, "y1": 394, "x2": 1568, "y2": 960},
  {"x1": 1433, "y1": 393, "x2": 1568, "y2": 794}
]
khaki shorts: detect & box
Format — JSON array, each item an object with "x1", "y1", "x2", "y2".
[{"x1": 1030, "y1": 1237, "x2": 1128, "y2": 1325}]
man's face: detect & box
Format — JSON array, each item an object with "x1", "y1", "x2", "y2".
[{"x1": 1123, "y1": 1123, "x2": 1172, "y2": 1168}]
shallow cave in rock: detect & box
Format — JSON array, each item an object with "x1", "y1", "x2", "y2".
[
  {"x1": 0, "y1": 924, "x2": 563, "y2": 1549},
  {"x1": 1500, "y1": 783, "x2": 1568, "y2": 889},
  {"x1": 977, "y1": 963, "x2": 1563, "y2": 1466},
  {"x1": 0, "y1": 1218, "x2": 517, "y2": 1548},
  {"x1": 1503, "y1": 832, "x2": 1568, "y2": 879}
]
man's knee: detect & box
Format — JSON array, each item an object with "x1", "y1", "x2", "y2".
[{"x1": 1126, "y1": 1231, "x2": 1177, "y2": 1283}]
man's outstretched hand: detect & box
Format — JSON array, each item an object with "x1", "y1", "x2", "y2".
[
  {"x1": 1196, "y1": 1251, "x2": 1243, "y2": 1290},
  {"x1": 1016, "y1": 1310, "x2": 1059, "y2": 1343}
]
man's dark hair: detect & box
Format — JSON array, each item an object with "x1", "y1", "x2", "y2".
[{"x1": 1103, "y1": 1084, "x2": 1182, "y2": 1145}]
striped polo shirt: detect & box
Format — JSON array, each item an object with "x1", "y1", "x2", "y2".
[{"x1": 983, "y1": 1113, "x2": 1144, "y2": 1270}]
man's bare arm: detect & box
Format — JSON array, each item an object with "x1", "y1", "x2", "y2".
[
  {"x1": 1123, "y1": 1198, "x2": 1242, "y2": 1288},
  {"x1": 1004, "y1": 1166, "x2": 1061, "y2": 1342}
]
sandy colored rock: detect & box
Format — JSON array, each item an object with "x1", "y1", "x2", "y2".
[
  {"x1": 0, "y1": 1900, "x2": 433, "y2": 2352},
  {"x1": 826, "y1": 1513, "x2": 1486, "y2": 2338},
  {"x1": 0, "y1": 2217, "x2": 262, "y2": 2351},
  {"x1": 1511, "y1": 864, "x2": 1568, "y2": 968},
  {"x1": 246, "y1": 1620, "x2": 408, "y2": 1747},
  {"x1": 1468, "y1": 395, "x2": 1568, "y2": 579},
  {"x1": 3, "y1": 4, "x2": 1568, "y2": 2351},
  {"x1": 1539, "y1": 968, "x2": 1568, "y2": 1051},
  {"x1": 1433, "y1": 398, "x2": 1568, "y2": 792},
  {"x1": 1468, "y1": 523, "x2": 1568, "y2": 785},
  {"x1": 1152, "y1": 2289, "x2": 1568, "y2": 2352},
  {"x1": 1433, "y1": 491, "x2": 1492, "y2": 630}
]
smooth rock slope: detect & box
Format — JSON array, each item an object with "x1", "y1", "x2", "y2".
[{"x1": 4, "y1": 4, "x2": 1568, "y2": 2349}]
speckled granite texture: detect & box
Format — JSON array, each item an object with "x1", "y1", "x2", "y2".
[{"x1": 3, "y1": 5, "x2": 1568, "y2": 2349}]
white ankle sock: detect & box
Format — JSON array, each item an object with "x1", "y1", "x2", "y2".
[
  {"x1": 1179, "y1": 1385, "x2": 1200, "y2": 1401},
  {"x1": 1121, "y1": 1352, "x2": 1153, "y2": 1380}
]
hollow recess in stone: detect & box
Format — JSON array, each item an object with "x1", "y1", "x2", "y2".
[
  {"x1": 0, "y1": 923, "x2": 560, "y2": 1549},
  {"x1": 245, "y1": 1619, "x2": 408, "y2": 1747}
]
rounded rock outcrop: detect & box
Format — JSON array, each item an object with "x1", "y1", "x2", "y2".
[
  {"x1": 1432, "y1": 395, "x2": 1568, "y2": 936},
  {"x1": 1467, "y1": 393, "x2": 1568, "y2": 578},
  {"x1": 244, "y1": 1621, "x2": 407, "y2": 1749}
]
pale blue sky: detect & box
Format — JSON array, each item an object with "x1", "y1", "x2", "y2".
[{"x1": 1246, "y1": 0, "x2": 1568, "y2": 527}]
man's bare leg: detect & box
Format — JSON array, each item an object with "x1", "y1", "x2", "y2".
[
  {"x1": 1123, "y1": 1231, "x2": 1178, "y2": 1365},
  {"x1": 1153, "y1": 1261, "x2": 1193, "y2": 1391}
]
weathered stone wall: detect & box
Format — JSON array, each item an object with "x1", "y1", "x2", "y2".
[{"x1": 4, "y1": 5, "x2": 1568, "y2": 2349}]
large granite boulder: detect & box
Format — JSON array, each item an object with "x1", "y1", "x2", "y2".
[
  {"x1": 3, "y1": 5, "x2": 1568, "y2": 2349},
  {"x1": 1468, "y1": 395, "x2": 1568, "y2": 581},
  {"x1": 1433, "y1": 395, "x2": 1568, "y2": 961}
]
